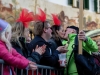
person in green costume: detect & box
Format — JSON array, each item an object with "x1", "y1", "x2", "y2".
[{"x1": 63, "y1": 26, "x2": 98, "y2": 75}]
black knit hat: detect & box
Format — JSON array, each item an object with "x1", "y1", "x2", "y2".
[{"x1": 67, "y1": 26, "x2": 79, "y2": 34}]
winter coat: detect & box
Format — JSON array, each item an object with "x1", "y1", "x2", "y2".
[
  {"x1": 0, "y1": 40, "x2": 29, "y2": 75},
  {"x1": 29, "y1": 36, "x2": 60, "y2": 67},
  {"x1": 64, "y1": 34, "x2": 98, "y2": 75},
  {"x1": 11, "y1": 37, "x2": 41, "y2": 64},
  {"x1": 48, "y1": 37, "x2": 62, "y2": 50},
  {"x1": 11, "y1": 37, "x2": 41, "y2": 75}
]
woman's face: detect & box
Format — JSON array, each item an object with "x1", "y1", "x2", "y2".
[
  {"x1": 7, "y1": 30, "x2": 12, "y2": 41},
  {"x1": 5, "y1": 26, "x2": 12, "y2": 41},
  {"x1": 57, "y1": 26, "x2": 65, "y2": 39},
  {"x1": 24, "y1": 28, "x2": 31, "y2": 43}
]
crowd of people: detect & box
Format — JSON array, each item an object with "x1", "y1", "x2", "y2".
[{"x1": 0, "y1": 8, "x2": 100, "y2": 75}]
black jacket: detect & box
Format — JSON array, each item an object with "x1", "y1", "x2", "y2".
[
  {"x1": 29, "y1": 36, "x2": 60, "y2": 67},
  {"x1": 11, "y1": 37, "x2": 42, "y2": 75},
  {"x1": 48, "y1": 37, "x2": 63, "y2": 50},
  {"x1": 11, "y1": 37, "x2": 41, "y2": 64}
]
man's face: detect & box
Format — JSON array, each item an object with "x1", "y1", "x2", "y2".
[
  {"x1": 63, "y1": 28, "x2": 74, "y2": 39},
  {"x1": 97, "y1": 41, "x2": 100, "y2": 51},
  {"x1": 45, "y1": 23, "x2": 52, "y2": 40}
]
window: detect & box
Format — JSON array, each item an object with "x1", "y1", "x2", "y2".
[
  {"x1": 94, "y1": 0, "x2": 100, "y2": 13},
  {"x1": 97, "y1": 0, "x2": 100, "y2": 13},
  {"x1": 73, "y1": 0, "x2": 89, "y2": 9},
  {"x1": 73, "y1": 0, "x2": 79, "y2": 8},
  {"x1": 89, "y1": 0, "x2": 94, "y2": 11}
]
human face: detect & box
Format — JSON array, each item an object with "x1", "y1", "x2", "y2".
[
  {"x1": 24, "y1": 28, "x2": 30, "y2": 41},
  {"x1": 57, "y1": 26, "x2": 65, "y2": 39},
  {"x1": 63, "y1": 28, "x2": 74, "y2": 39},
  {"x1": 6, "y1": 26, "x2": 12, "y2": 41},
  {"x1": 7, "y1": 30, "x2": 12, "y2": 41},
  {"x1": 45, "y1": 23, "x2": 52, "y2": 40},
  {"x1": 97, "y1": 41, "x2": 100, "y2": 52}
]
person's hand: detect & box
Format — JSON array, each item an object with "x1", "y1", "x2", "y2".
[
  {"x1": 56, "y1": 46, "x2": 68, "y2": 53},
  {"x1": 64, "y1": 59, "x2": 67, "y2": 65},
  {"x1": 65, "y1": 43, "x2": 68, "y2": 49},
  {"x1": 78, "y1": 30, "x2": 87, "y2": 41},
  {"x1": 33, "y1": 45, "x2": 46, "y2": 55},
  {"x1": 28, "y1": 61, "x2": 37, "y2": 70},
  {"x1": 58, "y1": 59, "x2": 67, "y2": 67}
]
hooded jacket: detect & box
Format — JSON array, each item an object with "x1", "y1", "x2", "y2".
[{"x1": 64, "y1": 34, "x2": 98, "y2": 75}]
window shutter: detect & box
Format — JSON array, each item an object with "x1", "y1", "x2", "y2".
[
  {"x1": 94, "y1": 0, "x2": 97, "y2": 12},
  {"x1": 84, "y1": 0, "x2": 89, "y2": 9},
  {"x1": 68, "y1": 0, "x2": 73, "y2": 5}
]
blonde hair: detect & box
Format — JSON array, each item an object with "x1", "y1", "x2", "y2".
[
  {"x1": 11, "y1": 22, "x2": 25, "y2": 49},
  {"x1": 11, "y1": 22, "x2": 25, "y2": 42},
  {"x1": 0, "y1": 24, "x2": 12, "y2": 51}
]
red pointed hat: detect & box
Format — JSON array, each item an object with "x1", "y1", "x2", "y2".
[
  {"x1": 52, "y1": 14, "x2": 61, "y2": 26},
  {"x1": 35, "y1": 8, "x2": 46, "y2": 22},
  {"x1": 17, "y1": 8, "x2": 34, "y2": 28}
]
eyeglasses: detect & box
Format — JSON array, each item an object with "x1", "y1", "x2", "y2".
[{"x1": 46, "y1": 27, "x2": 52, "y2": 29}]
